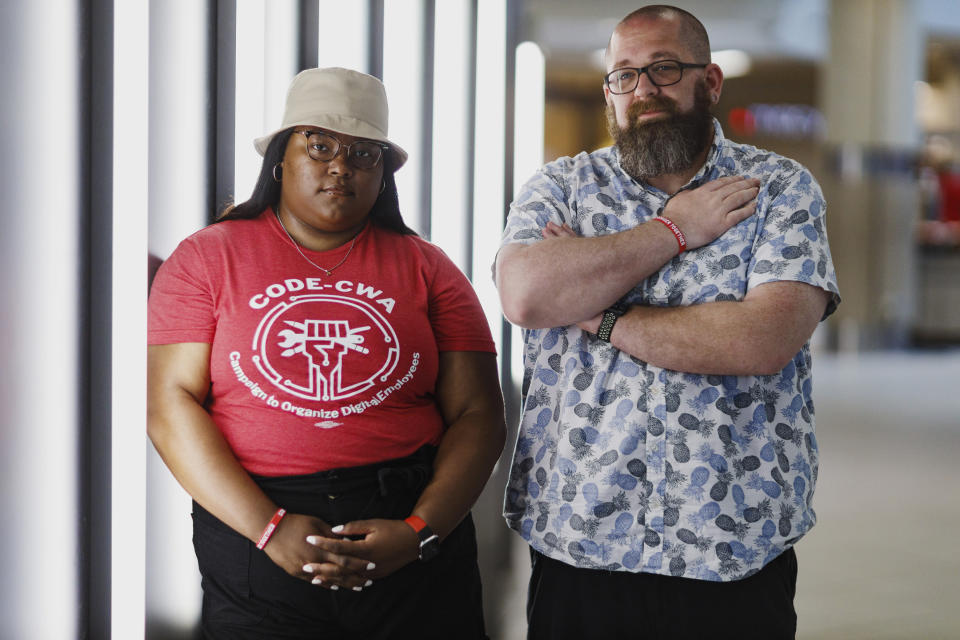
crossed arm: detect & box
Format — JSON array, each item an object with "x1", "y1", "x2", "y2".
[
  {"x1": 576, "y1": 280, "x2": 829, "y2": 375},
  {"x1": 147, "y1": 344, "x2": 505, "y2": 591},
  {"x1": 496, "y1": 176, "x2": 830, "y2": 375},
  {"x1": 496, "y1": 176, "x2": 760, "y2": 327}
]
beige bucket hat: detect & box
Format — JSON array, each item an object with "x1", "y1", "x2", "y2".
[{"x1": 254, "y1": 67, "x2": 408, "y2": 169}]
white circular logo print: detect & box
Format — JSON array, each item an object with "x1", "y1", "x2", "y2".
[{"x1": 252, "y1": 294, "x2": 400, "y2": 401}]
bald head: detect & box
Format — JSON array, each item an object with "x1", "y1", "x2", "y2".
[{"x1": 606, "y1": 5, "x2": 711, "y2": 67}]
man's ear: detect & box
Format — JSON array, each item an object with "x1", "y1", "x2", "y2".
[{"x1": 705, "y1": 62, "x2": 724, "y2": 101}]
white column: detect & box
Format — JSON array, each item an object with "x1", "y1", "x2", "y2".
[
  {"x1": 430, "y1": 0, "x2": 473, "y2": 269},
  {"x1": 235, "y1": 1, "x2": 298, "y2": 201},
  {"x1": 0, "y1": 1, "x2": 83, "y2": 637},
  {"x1": 383, "y1": 0, "x2": 426, "y2": 235},
  {"x1": 316, "y1": 0, "x2": 369, "y2": 72},
  {"x1": 113, "y1": 0, "x2": 150, "y2": 636},
  {"x1": 146, "y1": 2, "x2": 210, "y2": 633},
  {"x1": 473, "y1": 0, "x2": 508, "y2": 354}
]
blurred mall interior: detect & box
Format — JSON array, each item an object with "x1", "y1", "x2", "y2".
[{"x1": 1, "y1": 0, "x2": 959, "y2": 638}]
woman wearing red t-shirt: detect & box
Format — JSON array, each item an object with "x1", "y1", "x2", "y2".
[{"x1": 148, "y1": 67, "x2": 505, "y2": 639}]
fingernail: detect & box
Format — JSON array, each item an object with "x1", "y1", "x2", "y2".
[
  {"x1": 330, "y1": 585, "x2": 339, "y2": 591},
  {"x1": 331, "y1": 525, "x2": 344, "y2": 533},
  {"x1": 366, "y1": 562, "x2": 376, "y2": 570},
  {"x1": 302, "y1": 564, "x2": 314, "y2": 573},
  {"x1": 364, "y1": 579, "x2": 373, "y2": 587},
  {"x1": 306, "y1": 536, "x2": 319, "y2": 545},
  {"x1": 312, "y1": 577, "x2": 323, "y2": 585},
  {"x1": 352, "y1": 586, "x2": 363, "y2": 592}
]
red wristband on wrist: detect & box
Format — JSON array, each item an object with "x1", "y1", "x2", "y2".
[
  {"x1": 404, "y1": 515, "x2": 428, "y2": 533},
  {"x1": 255, "y1": 508, "x2": 286, "y2": 550},
  {"x1": 653, "y1": 216, "x2": 687, "y2": 253}
]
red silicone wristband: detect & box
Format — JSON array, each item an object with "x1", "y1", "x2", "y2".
[
  {"x1": 653, "y1": 215, "x2": 687, "y2": 253},
  {"x1": 255, "y1": 508, "x2": 286, "y2": 550},
  {"x1": 404, "y1": 515, "x2": 428, "y2": 533}
]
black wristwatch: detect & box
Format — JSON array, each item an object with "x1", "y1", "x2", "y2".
[
  {"x1": 404, "y1": 515, "x2": 440, "y2": 562},
  {"x1": 597, "y1": 301, "x2": 629, "y2": 342}
]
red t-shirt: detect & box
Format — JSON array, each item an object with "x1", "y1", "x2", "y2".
[{"x1": 148, "y1": 212, "x2": 495, "y2": 475}]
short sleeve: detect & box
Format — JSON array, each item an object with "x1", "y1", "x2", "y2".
[
  {"x1": 746, "y1": 167, "x2": 841, "y2": 319},
  {"x1": 500, "y1": 168, "x2": 571, "y2": 249},
  {"x1": 427, "y1": 251, "x2": 496, "y2": 354},
  {"x1": 148, "y1": 238, "x2": 217, "y2": 344}
]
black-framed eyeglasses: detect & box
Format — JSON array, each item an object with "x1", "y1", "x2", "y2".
[
  {"x1": 604, "y1": 60, "x2": 708, "y2": 94},
  {"x1": 294, "y1": 130, "x2": 388, "y2": 170}
]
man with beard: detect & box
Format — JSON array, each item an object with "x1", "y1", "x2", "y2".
[{"x1": 495, "y1": 5, "x2": 840, "y2": 639}]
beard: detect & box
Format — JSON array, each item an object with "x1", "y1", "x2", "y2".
[{"x1": 607, "y1": 80, "x2": 714, "y2": 181}]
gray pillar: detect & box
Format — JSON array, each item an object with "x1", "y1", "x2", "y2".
[
  {"x1": 823, "y1": 0, "x2": 922, "y2": 147},
  {"x1": 820, "y1": 0, "x2": 923, "y2": 349}
]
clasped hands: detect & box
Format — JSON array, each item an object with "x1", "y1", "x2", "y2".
[{"x1": 263, "y1": 511, "x2": 420, "y2": 592}]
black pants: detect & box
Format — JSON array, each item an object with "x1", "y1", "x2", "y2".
[
  {"x1": 527, "y1": 547, "x2": 798, "y2": 640},
  {"x1": 192, "y1": 447, "x2": 487, "y2": 639}
]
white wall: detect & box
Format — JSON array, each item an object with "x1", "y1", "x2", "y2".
[{"x1": 0, "y1": 1, "x2": 82, "y2": 637}]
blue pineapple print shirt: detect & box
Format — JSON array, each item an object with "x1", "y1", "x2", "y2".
[{"x1": 500, "y1": 120, "x2": 840, "y2": 581}]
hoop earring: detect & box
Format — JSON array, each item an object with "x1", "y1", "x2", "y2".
[
  {"x1": 379, "y1": 180, "x2": 386, "y2": 195},
  {"x1": 272, "y1": 163, "x2": 283, "y2": 182}
]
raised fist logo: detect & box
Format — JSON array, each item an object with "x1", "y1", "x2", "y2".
[{"x1": 253, "y1": 295, "x2": 399, "y2": 401}]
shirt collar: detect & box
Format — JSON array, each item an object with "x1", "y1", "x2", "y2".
[{"x1": 682, "y1": 117, "x2": 725, "y2": 190}]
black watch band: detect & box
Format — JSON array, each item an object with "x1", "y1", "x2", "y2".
[
  {"x1": 596, "y1": 308, "x2": 620, "y2": 342},
  {"x1": 404, "y1": 515, "x2": 441, "y2": 562}
]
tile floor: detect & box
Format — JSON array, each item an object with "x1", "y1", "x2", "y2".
[{"x1": 482, "y1": 350, "x2": 960, "y2": 639}]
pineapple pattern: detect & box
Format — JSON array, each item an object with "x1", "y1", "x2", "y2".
[{"x1": 500, "y1": 121, "x2": 840, "y2": 581}]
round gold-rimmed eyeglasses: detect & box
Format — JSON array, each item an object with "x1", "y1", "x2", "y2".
[{"x1": 294, "y1": 130, "x2": 389, "y2": 171}]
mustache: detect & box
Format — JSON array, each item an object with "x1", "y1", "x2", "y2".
[{"x1": 627, "y1": 97, "x2": 680, "y2": 120}]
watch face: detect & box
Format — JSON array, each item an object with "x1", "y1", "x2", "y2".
[{"x1": 419, "y1": 534, "x2": 441, "y2": 562}]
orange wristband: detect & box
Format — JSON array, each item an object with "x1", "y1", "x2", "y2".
[
  {"x1": 653, "y1": 216, "x2": 686, "y2": 253},
  {"x1": 404, "y1": 515, "x2": 428, "y2": 533}
]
